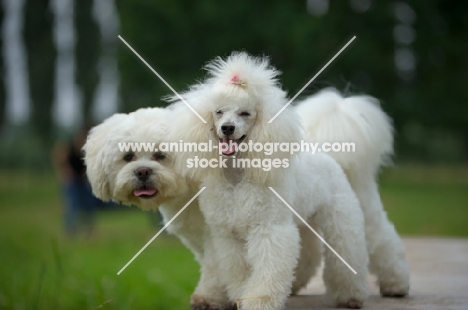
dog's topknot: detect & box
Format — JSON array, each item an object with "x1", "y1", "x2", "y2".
[
  {"x1": 203, "y1": 51, "x2": 284, "y2": 100},
  {"x1": 163, "y1": 52, "x2": 285, "y2": 104}
]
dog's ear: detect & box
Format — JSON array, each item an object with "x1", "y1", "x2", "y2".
[
  {"x1": 83, "y1": 114, "x2": 126, "y2": 201},
  {"x1": 244, "y1": 96, "x2": 303, "y2": 185}
]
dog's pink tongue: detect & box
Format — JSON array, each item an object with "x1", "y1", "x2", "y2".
[
  {"x1": 134, "y1": 188, "x2": 156, "y2": 197},
  {"x1": 222, "y1": 137, "x2": 236, "y2": 155}
]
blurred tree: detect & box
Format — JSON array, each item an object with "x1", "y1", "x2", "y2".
[
  {"x1": 75, "y1": 0, "x2": 100, "y2": 122},
  {"x1": 23, "y1": 0, "x2": 56, "y2": 144}
]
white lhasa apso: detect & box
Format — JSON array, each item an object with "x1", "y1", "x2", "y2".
[{"x1": 83, "y1": 107, "x2": 230, "y2": 308}]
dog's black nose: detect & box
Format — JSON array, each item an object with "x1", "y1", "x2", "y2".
[
  {"x1": 221, "y1": 125, "x2": 235, "y2": 136},
  {"x1": 135, "y1": 167, "x2": 153, "y2": 181}
]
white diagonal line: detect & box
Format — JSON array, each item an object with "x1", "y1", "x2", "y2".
[
  {"x1": 118, "y1": 35, "x2": 207, "y2": 124},
  {"x1": 117, "y1": 187, "x2": 206, "y2": 275},
  {"x1": 268, "y1": 187, "x2": 357, "y2": 274},
  {"x1": 268, "y1": 36, "x2": 356, "y2": 123}
]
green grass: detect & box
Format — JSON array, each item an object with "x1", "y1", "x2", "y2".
[
  {"x1": 0, "y1": 166, "x2": 467, "y2": 309},
  {"x1": 0, "y1": 173, "x2": 199, "y2": 309},
  {"x1": 380, "y1": 165, "x2": 468, "y2": 236}
]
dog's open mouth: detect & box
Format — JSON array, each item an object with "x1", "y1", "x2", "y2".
[
  {"x1": 133, "y1": 186, "x2": 158, "y2": 199},
  {"x1": 219, "y1": 135, "x2": 246, "y2": 156}
]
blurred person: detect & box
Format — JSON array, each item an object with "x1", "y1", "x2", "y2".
[{"x1": 52, "y1": 125, "x2": 98, "y2": 237}]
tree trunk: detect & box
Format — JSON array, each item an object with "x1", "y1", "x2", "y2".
[
  {"x1": 23, "y1": 0, "x2": 56, "y2": 144},
  {"x1": 75, "y1": 0, "x2": 100, "y2": 123}
]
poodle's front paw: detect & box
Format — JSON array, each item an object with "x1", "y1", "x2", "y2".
[
  {"x1": 380, "y1": 281, "x2": 409, "y2": 298},
  {"x1": 238, "y1": 296, "x2": 283, "y2": 310},
  {"x1": 190, "y1": 294, "x2": 235, "y2": 310},
  {"x1": 337, "y1": 298, "x2": 363, "y2": 309}
]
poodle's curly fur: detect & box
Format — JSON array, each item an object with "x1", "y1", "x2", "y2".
[{"x1": 168, "y1": 52, "x2": 370, "y2": 310}]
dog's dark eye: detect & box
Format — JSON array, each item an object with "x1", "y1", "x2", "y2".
[
  {"x1": 239, "y1": 111, "x2": 251, "y2": 117},
  {"x1": 153, "y1": 152, "x2": 166, "y2": 161},
  {"x1": 215, "y1": 110, "x2": 223, "y2": 115},
  {"x1": 123, "y1": 153, "x2": 135, "y2": 162}
]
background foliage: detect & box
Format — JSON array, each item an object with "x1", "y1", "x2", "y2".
[{"x1": 0, "y1": 0, "x2": 467, "y2": 167}]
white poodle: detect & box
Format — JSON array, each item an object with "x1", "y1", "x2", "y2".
[
  {"x1": 294, "y1": 89, "x2": 410, "y2": 297},
  {"x1": 83, "y1": 108, "x2": 229, "y2": 308},
  {"x1": 167, "y1": 52, "x2": 369, "y2": 310}
]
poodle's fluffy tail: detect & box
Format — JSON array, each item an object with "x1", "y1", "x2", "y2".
[{"x1": 295, "y1": 88, "x2": 393, "y2": 179}]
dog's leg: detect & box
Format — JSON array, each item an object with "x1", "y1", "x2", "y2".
[
  {"x1": 191, "y1": 232, "x2": 236, "y2": 310},
  {"x1": 160, "y1": 203, "x2": 233, "y2": 310},
  {"x1": 238, "y1": 221, "x2": 300, "y2": 310},
  {"x1": 209, "y1": 232, "x2": 252, "y2": 307},
  {"x1": 191, "y1": 261, "x2": 234, "y2": 310},
  {"x1": 291, "y1": 223, "x2": 322, "y2": 295},
  {"x1": 317, "y1": 192, "x2": 369, "y2": 308},
  {"x1": 351, "y1": 177, "x2": 410, "y2": 297}
]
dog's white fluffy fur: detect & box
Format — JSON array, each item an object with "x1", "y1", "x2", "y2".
[
  {"x1": 167, "y1": 53, "x2": 370, "y2": 310},
  {"x1": 84, "y1": 53, "x2": 410, "y2": 310},
  {"x1": 83, "y1": 108, "x2": 222, "y2": 308},
  {"x1": 295, "y1": 89, "x2": 410, "y2": 296}
]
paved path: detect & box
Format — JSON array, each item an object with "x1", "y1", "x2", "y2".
[{"x1": 286, "y1": 238, "x2": 468, "y2": 309}]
